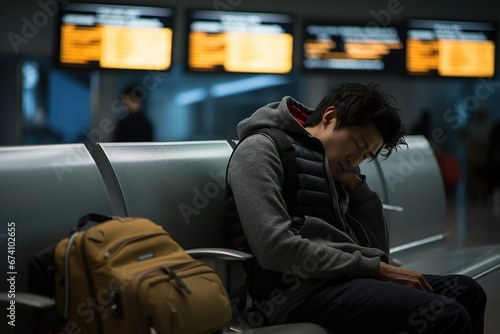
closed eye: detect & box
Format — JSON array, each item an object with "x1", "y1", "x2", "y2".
[
  {"x1": 354, "y1": 141, "x2": 367, "y2": 161},
  {"x1": 360, "y1": 137, "x2": 376, "y2": 159}
]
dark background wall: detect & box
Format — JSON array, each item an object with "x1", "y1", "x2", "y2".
[{"x1": 1, "y1": 0, "x2": 500, "y2": 149}]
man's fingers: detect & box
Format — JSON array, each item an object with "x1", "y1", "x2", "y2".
[
  {"x1": 413, "y1": 276, "x2": 433, "y2": 292},
  {"x1": 421, "y1": 277, "x2": 434, "y2": 293}
]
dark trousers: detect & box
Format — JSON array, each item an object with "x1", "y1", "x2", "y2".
[{"x1": 286, "y1": 274, "x2": 487, "y2": 334}]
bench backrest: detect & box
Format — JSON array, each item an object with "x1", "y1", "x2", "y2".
[
  {"x1": 95, "y1": 141, "x2": 234, "y2": 250},
  {"x1": 0, "y1": 144, "x2": 113, "y2": 292},
  {"x1": 372, "y1": 136, "x2": 447, "y2": 260}
]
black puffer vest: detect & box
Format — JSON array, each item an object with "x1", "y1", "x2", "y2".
[
  {"x1": 225, "y1": 129, "x2": 350, "y2": 302},
  {"x1": 225, "y1": 129, "x2": 347, "y2": 254}
]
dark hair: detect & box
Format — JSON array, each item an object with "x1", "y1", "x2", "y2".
[{"x1": 305, "y1": 82, "x2": 407, "y2": 158}]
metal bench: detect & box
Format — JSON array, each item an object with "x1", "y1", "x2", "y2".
[{"x1": 0, "y1": 144, "x2": 113, "y2": 333}]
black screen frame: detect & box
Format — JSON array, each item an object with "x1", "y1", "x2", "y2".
[
  {"x1": 300, "y1": 18, "x2": 406, "y2": 74},
  {"x1": 403, "y1": 18, "x2": 497, "y2": 78},
  {"x1": 53, "y1": 2, "x2": 175, "y2": 72},
  {"x1": 184, "y1": 8, "x2": 295, "y2": 75}
]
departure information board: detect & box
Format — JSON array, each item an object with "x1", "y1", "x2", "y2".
[
  {"x1": 302, "y1": 22, "x2": 405, "y2": 71},
  {"x1": 406, "y1": 19, "x2": 496, "y2": 77},
  {"x1": 187, "y1": 10, "x2": 294, "y2": 73},
  {"x1": 57, "y1": 3, "x2": 174, "y2": 71}
]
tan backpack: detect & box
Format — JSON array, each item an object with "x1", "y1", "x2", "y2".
[{"x1": 54, "y1": 214, "x2": 232, "y2": 334}]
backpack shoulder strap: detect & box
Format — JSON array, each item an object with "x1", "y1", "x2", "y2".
[
  {"x1": 226, "y1": 128, "x2": 297, "y2": 314},
  {"x1": 230, "y1": 128, "x2": 297, "y2": 211}
]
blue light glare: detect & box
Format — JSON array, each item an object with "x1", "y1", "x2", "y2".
[
  {"x1": 174, "y1": 88, "x2": 208, "y2": 106},
  {"x1": 209, "y1": 75, "x2": 291, "y2": 98},
  {"x1": 172, "y1": 75, "x2": 292, "y2": 106}
]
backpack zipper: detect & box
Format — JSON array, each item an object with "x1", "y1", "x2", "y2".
[
  {"x1": 161, "y1": 266, "x2": 192, "y2": 294},
  {"x1": 103, "y1": 232, "x2": 166, "y2": 259},
  {"x1": 129, "y1": 260, "x2": 208, "y2": 333}
]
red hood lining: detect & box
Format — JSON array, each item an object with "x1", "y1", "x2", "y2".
[{"x1": 287, "y1": 103, "x2": 309, "y2": 127}]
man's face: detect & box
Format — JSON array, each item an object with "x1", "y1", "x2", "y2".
[{"x1": 315, "y1": 108, "x2": 384, "y2": 176}]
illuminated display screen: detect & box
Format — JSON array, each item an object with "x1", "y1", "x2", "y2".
[
  {"x1": 187, "y1": 10, "x2": 294, "y2": 74},
  {"x1": 57, "y1": 3, "x2": 174, "y2": 71},
  {"x1": 406, "y1": 19, "x2": 496, "y2": 77},
  {"x1": 302, "y1": 21, "x2": 405, "y2": 71}
]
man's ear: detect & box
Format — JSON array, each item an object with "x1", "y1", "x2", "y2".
[{"x1": 322, "y1": 106, "x2": 336, "y2": 128}]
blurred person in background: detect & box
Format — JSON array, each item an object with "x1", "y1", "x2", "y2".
[
  {"x1": 488, "y1": 120, "x2": 500, "y2": 216},
  {"x1": 464, "y1": 109, "x2": 492, "y2": 203},
  {"x1": 114, "y1": 85, "x2": 154, "y2": 142},
  {"x1": 410, "y1": 108, "x2": 433, "y2": 142}
]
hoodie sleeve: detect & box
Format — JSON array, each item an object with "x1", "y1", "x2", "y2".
[
  {"x1": 346, "y1": 177, "x2": 390, "y2": 256},
  {"x1": 228, "y1": 133, "x2": 384, "y2": 279}
]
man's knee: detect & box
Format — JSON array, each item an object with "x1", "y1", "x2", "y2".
[
  {"x1": 469, "y1": 277, "x2": 487, "y2": 307},
  {"x1": 452, "y1": 275, "x2": 487, "y2": 309},
  {"x1": 440, "y1": 300, "x2": 472, "y2": 332},
  {"x1": 403, "y1": 299, "x2": 471, "y2": 333}
]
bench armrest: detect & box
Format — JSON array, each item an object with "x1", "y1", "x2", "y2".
[
  {"x1": 186, "y1": 248, "x2": 253, "y2": 261},
  {"x1": 186, "y1": 248, "x2": 253, "y2": 295},
  {"x1": 0, "y1": 292, "x2": 56, "y2": 310},
  {"x1": 383, "y1": 204, "x2": 404, "y2": 212}
]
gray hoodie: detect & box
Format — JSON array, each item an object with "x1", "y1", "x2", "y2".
[{"x1": 227, "y1": 96, "x2": 389, "y2": 325}]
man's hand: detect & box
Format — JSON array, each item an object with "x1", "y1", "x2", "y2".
[
  {"x1": 332, "y1": 172, "x2": 362, "y2": 192},
  {"x1": 377, "y1": 262, "x2": 433, "y2": 292}
]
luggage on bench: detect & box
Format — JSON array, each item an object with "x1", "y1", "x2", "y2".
[{"x1": 53, "y1": 213, "x2": 232, "y2": 334}]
